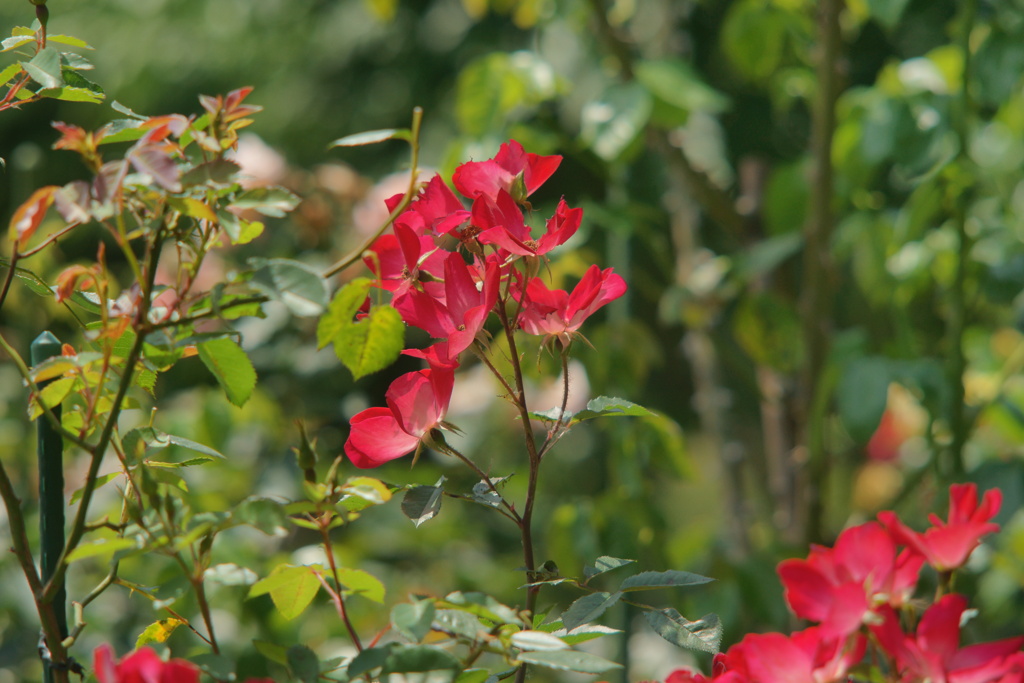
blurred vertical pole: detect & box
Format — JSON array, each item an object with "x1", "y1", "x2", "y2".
[
  {"x1": 32, "y1": 331, "x2": 67, "y2": 683},
  {"x1": 800, "y1": 0, "x2": 843, "y2": 546}
]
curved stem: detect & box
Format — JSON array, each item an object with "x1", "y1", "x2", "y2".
[
  {"x1": 323, "y1": 108, "x2": 423, "y2": 279},
  {"x1": 318, "y1": 524, "x2": 364, "y2": 652}
]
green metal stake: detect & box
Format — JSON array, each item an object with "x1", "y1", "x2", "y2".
[{"x1": 32, "y1": 331, "x2": 67, "y2": 683}]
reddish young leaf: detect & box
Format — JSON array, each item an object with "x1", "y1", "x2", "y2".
[{"x1": 9, "y1": 185, "x2": 58, "y2": 249}]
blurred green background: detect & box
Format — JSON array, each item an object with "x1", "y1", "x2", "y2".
[{"x1": 3, "y1": 0, "x2": 1024, "y2": 680}]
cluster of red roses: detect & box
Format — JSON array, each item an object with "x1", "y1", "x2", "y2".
[
  {"x1": 664, "y1": 484, "x2": 1024, "y2": 683},
  {"x1": 343, "y1": 141, "x2": 626, "y2": 469}
]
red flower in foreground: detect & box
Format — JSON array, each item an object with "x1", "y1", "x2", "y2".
[
  {"x1": 879, "y1": 483, "x2": 1002, "y2": 571},
  {"x1": 452, "y1": 140, "x2": 561, "y2": 202},
  {"x1": 871, "y1": 594, "x2": 1024, "y2": 683},
  {"x1": 517, "y1": 265, "x2": 626, "y2": 346},
  {"x1": 344, "y1": 362, "x2": 456, "y2": 468},
  {"x1": 778, "y1": 521, "x2": 922, "y2": 639},
  {"x1": 474, "y1": 191, "x2": 582, "y2": 257},
  {"x1": 714, "y1": 627, "x2": 866, "y2": 683},
  {"x1": 94, "y1": 645, "x2": 273, "y2": 683},
  {"x1": 94, "y1": 645, "x2": 199, "y2": 683}
]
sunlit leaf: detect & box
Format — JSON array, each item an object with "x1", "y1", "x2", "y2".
[
  {"x1": 402, "y1": 481, "x2": 445, "y2": 527},
  {"x1": 250, "y1": 257, "x2": 329, "y2": 317},
  {"x1": 248, "y1": 565, "x2": 320, "y2": 620},
  {"x1": 583, "y1": 556, "x2": 635, "y2": 581},
  {"x1": 329, "y1": 128, "x2": 408, "y2": 147},
  {"x1": 317, "y1": 278, "x2": 372, "y2": 349},
  {"x1": 197, "y1": 336, "x2": 257, "y2": 407},
  {"x1": 336, "y1": 567, "x2": 385, "y2": 603},
  {"x1": 392, "y1": 600, "x2": 436, "y2": 643},
  {"x1": 334, "y1": 303, "x2": 404, "y2": 380},
  {"x1": 511, "y1": 630, "x2": 569, "y2": 651},
  {"x1": 135, "y1": 618, "x2": 183, "y2": 648},
  {"x1": 23, "y1": 47, "x2": 63, "y2": 89},
  {"x1": 67, "y1": 537, "x2": 138, "y2": 563}
]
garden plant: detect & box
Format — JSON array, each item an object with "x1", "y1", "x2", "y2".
[{"x1": 2, "y1": 0, "x2": 1024, "y2": 682}]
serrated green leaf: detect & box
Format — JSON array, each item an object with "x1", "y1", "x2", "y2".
[
  {"x1": 392, "y1": 600, "x2": 436, "y2": 643},
  {"x1": 23, "y1": 47, "x2": 63, "y2": 90},
  {"x1": 561, "y1": 591, "x2": 622, "y2": 631},
  {"x1": 549, "y1": 622, "x2": 623, "y2": 645},
  {"x1": 329, "y1": 128, "x2": 406, "y2": 147},
  {"x1": 250, "y1": 258, "x2": 328, "y2": 317},
  {"x1": 248, "y1": 565, "x2": 320, "y2": 620},
  {"x1": 335, "y1": 304, "x2": 404, "y2": 380},
  {"x1": 135, "y1": 618, "x2": 183, "y2": 648},
  {"x1": 531, "y1": 396, "x2": 651, "y2": 424},
  {"x1": 645, "y1": 610, "x2": 722, "y2": 654},
  {"x1": 288, "y1": 644, "x2": 320, "y2": 683},
  {"x1": 1, "y1": 36, "x2": 34, "y2": 52},
  {"x1": 0, "y1": 63, "x2": 23, "y2": 86},
  {"x1": 198, "y1": 336, "x2": 256, "y2": 407},
  {"x1": 336, "y1": 567, "x2": 385, "y2": 603},
  {"x1": 516, "y1": 650, "x2": 622, "y2": 674},
  {"x1": 317, "y1": 278, "x2": 373, "y2": 349},
  {"x1": 28, "y1": 376, "x2": 75, "y2": 420},
  {"x1": 619, "y1": 570, "x2": 714, "y2": 591}
]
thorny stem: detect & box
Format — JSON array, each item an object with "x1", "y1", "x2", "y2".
[{"x1": 323, "y1": 108, "x2": 424, "y2": 279}]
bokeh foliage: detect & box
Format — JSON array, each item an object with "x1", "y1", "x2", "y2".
[{"x1": 3, "y1": 0, "x2": 1024, "y2": 680}]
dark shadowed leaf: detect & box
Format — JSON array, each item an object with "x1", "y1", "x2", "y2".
[
  {"x1": 619, "y1": 570, "x2": 714, "y2": 591},
  {"x1": 837, "y1": 355, "x2": 891, "y2": 444},
  {"x1": 584, "y1": 556, "x2": 636, "y2": 581},
  {"x1": 392, "y1": 599, "x2": 436, "y2": 643},
  {"x1": 561, "y1": 592, "x2": 622, "y2": 631},
  {"x1": 287, "y1": 644, "x2": 320, "y2": 683},
  {"x1": 381, "y1": 645, "x2": 461, "y2": 675},
  {"x1": 402, "y1": 480, "x2": 445, "y2": 527}
]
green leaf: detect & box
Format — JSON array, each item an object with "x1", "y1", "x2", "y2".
[
  {"x1": 204, "y1": 563, "x2": 258, "y2": 587},
  {"x1": 23, "y1": 47, "x2": 64, "y2": 89},
  {"x1": 329, "y1": 128, "x2": 408, "y2": 147},
  {"x1": 402, "y1": 481, "x2": 445, "y2": 527},
  {"x1": 619, "y1": 570, "x2": 714, "y2": 591},
  {"x1": 28, "y1": 376, "x2": 75, "y2": 420},
  {"x1": 248, "y1": 565, "x2": 321, "y2": 620},
  {"x1": 231, "y1": 187, "x2": 299, "y2": 217},
  {"x1": 837, "y1": 356, "x2": 891, "y2": 444},
  {"x1": 381, "y1": 645, "x2": 462, "y2": 675},
  {"x1": 392, "y1": 600, "x2": 437, "y2": 643},
  {"x1": 441, "y1": 591, "x2": 522, "y2": 625},
  {"x1": 348, "y1": 645, "x2": 398, "y2": 677},
  {"x1": 218, "y1": 210, "x2": 263, "y2": 245},
  {"x1": 47, "y1": 34, "x2": 92, "y2": 48},
  {"x1": 233, "y1": 497, "x2": 289, "y2": 535},
  {"x1": 580, "y1": 81, "x2": 652, "y2": 162},
  {"x1": 287, "y1": 644, "x2": 320, "y2": 683},
  {"x1": 317, "y1": 278, "x2": 373, "y2": 349},
  {"x1": 335, "y1": 303, "x2": 405, "y2": 380},
  {"x1": 455, "y1": 669, "x2": 492, "y2": 683},
  {"x1": 198, "y1": 336, "x2": 257, "y2": 407},
  {"x1": 336, "y1": 567, "x2": 385, "y2": 603},
  {"x1": 67, "y1": 537, "x2": 138, "y2": 563},
  {"x1": 182, "y1": 159, "x2": 242, "y2": 186},
  {"x1": 548, "y1": 622, "x2": 622, "y2": 645},
  {"x1": 0, "y1": 62, "x2": 23, "y2": 88},
  {"x1": 253, "y1": 640, "x2": 289, "y2": 666},
  {"x1": 635, "y1": 58, "x2": 728, "y2": 128},
  {"x1": 561, "y1": 591, "x2": 622, "y2": 631},
  {"x1": 722, "y1": 0, "x2": 787, "y2": 81},
  {"x1": 866, "y1": 0, "x2": 911, "y2": 29},
  {"x1": 645, "y1": 610, "x2": 722, "y2": 654},
  {"x1": 455, "y1": 52, "x2": 556, "y2": 137},
  {"x1": 70, "y1": 472, "x2": 119, "y2": 504},
  {"x1": 583, "y1": 556, "x2": 636, "y2": 581},
  {"x1": 433, "y1": 609, "x2": 486, "y2": 640},
  {"x1": 531, "y1": 396, "x2": 651, "y2": 424},
  {"x1": 135, "y1": 618, "x2": 183, "y2": 648},
  {"x1": 1, "y1": 36, "x2": 33, "y2": 52},
  {"x1": 511, "y1": 630, "x2": 569, "y2": 651},
  {"x1": 191, "y1": 655, "x2": 235, "y2": 681},
  {"x1": 516, "y1": 650, "x2": 622, "y2": 674},
  {"x1": 250, "y1": 258, "x2": 329, "y2": 317}
]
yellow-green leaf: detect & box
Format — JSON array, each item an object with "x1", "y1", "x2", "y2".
[{"x1": 135, "y1": 618, "x2": 183, "y2": 648}]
